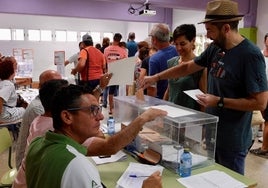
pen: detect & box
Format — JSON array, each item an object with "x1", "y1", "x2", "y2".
[
  {"x1": 129, "y1": 175, "x2": 150, "y2": 178},
  {"x1": 98, "y1": 155, "x2": 111, "y2": 158}
]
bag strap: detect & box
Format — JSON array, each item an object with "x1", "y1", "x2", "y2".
[{"x1": 82, "y1": 48, "x2": 90, "y2": 81}]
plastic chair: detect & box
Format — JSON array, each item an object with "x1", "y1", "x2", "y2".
[
  {"x1": 0, "y1": 127, "x2": 17, "y2": 187},
  {"x1": 0, "y1": 119, "x2": 22, "y2": 140}
]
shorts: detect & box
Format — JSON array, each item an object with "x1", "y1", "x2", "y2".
[
  {"x1": 79, "y1": 79, "x2": 100, "y2": 93},
  {"x1": 108, "y1": 85, "x2": 119, "y2": 95}
]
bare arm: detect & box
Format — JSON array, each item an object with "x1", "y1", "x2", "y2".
[
  {"x1": 198, "y1": 68, "x2": 207, "y2": 112},
  {"x1": 64, "y1": 60, "x2": 70, "y2": 66},
  {"x1": 85, "y1": 108, "x2": 167, "y2": 156},
  {"x1": 196, "y1": 91, "x2": 268, "y2": 111},
  {"x1": 139, "y1": 68, "x2": 147, "y2": 80},
  {"x1": 92, "y1": 73, "x2": 112, "y2": 99},
  {"x1": 141, "y1": 60, "x2": 204, "y2": 89},
  {"x1": 71, "y1": 58, "x2": 86, "y2": 75},
  {"x1": 199, "y1": 68, "x2": 207, "y2": 93},
  {"x1": 102, "y1": 56, "x2": 107, "y2": 74},
  {"x1": 163, "y1": 86, "x2": 169, "y2": 101}
]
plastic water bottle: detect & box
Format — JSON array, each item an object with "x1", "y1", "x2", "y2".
[
  {"x1": 179, "y1": 148, "x2": 192, "y2": 177},
  {"x1": 107, "y1": 115, "x2": 115, "y2": 135}
]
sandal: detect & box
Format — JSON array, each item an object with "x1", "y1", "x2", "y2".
[{"x1": 250, "y1": 147, "x2": 268, "y2": 156}]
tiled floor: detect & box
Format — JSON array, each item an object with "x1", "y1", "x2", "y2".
[{"x1": 245, "y1": 140, "x2": 268, "y2": 188}]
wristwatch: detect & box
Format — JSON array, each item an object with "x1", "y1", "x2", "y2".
[
  {"x1": 94, "y1": 85, "x2": 103, "y2": 94},
  {"x1": 217, "y1": 96, "x2": 224, "y2": 108}
]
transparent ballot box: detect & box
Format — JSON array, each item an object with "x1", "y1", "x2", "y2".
[{"x1": 114, "y1": 95, "x2": 218, "y2": 172}]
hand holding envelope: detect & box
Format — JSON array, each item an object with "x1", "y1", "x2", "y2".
[
  {"x1": 183, "y1": 89, "x2": 204, "y2": 101},
  {"x1": 184, "y1": 89, "x2": 221, "y2": 108}
]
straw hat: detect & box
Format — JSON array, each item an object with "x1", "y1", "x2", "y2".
[{"x1": 198, "y1": 0, "x2": 244, "y2": 24}]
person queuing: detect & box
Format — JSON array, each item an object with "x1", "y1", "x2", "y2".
[
  {"x1": 71, "y1": 34, "x2": 106, "y2": 102},
  {"x1": 141, "y1": 0, "x2": 268, "y2": 175},
  {"x1": 163, "y1": 24, "x2": 207, "y2": 111},
  {"x1": 0, "y1": 56, "x2": 26, "y2": 123},
  {"x1": 250, "y1": 33, "x2": 268, "y2": 157},
  {"x1": 126, "y1": 32, "x2": 138, "y2": 57},
  {"x1": 65, "y1": 42, "x2": 86, "y2": 85},
  {"x1": 104, "y1": 33, "x2": 128, "y2": 114},
  {"x1": 148, "y1": 23, "x2": 178, "y2": 99}
]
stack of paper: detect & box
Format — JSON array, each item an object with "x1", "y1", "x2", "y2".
[
  {"x1": 91, "y1": 150, "x2": 127, "y2": 165},
  {"x1": 117, "y1": 162, "x2": 164, "y2": 188},
  {"x1": 177, "y1": 170, "x2": 247, "y2": 188},
  {"x1": 143, "y1": 105, "x2": 196, "y2": 118}
]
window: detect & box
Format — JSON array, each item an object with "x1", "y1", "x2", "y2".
[
  {"x1": 12, "y1": 29, "x2": 24, "y2": 41},
  {"x1": 0, "y1": 29, "x2": 11, "y2": 40},
  {"x1": 55, "y1": 30, "x2": 67, "y2": 42},
  {"x1": 28, "y1": 29, "x2": 40, "y2": 41},
  {"x1": 91, "y1": 32, "x2": 101, "y2": 43},
  {"x1": 41, "y1": 30, "x2": 52, "y2": 41},
  {"x1": 67, "y1": 31, "x2": 77, "y2": 42}
]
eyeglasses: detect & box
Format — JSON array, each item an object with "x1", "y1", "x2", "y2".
[{"x1": 67, "y1": 105, "x2": 102, "y2": 117}]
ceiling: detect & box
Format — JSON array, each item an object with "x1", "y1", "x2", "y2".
[{"x1": 93, "y1": 0, "x2": 205, "y2": 10}]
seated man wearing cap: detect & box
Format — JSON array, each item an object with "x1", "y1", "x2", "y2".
[
  {"x1": 71, "y1": 34, "x2": 106, "y2": 101},
  {"x1": 141, "y1": 0, "x2": 268, "y2": 175}
]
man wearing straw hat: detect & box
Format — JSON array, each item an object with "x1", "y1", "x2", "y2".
[{"x1": 141, "y1": 0, "x2": 268, "y2": 175}]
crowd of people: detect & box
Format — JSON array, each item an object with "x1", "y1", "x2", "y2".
[{"x1": 0, "y1": 0, "x2": 267, "y2": 187}]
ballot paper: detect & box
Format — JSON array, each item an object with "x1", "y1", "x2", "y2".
[
  {"x1": 117, "y1": 162, "x2": 164, "y2": 188},
  {"x1": 177, "y1": 170, "x2": 247, "y2": 188},
  {"x1": 183, "y1": 89, "x2": 204, "y2": 101},
  {"x1": 91, "y1": 150, "x2": 127, "y2": 165},
  {"x1": 108, "y1": 57, "x2": 136, "y2": 86},
  {"x1": 143, "y1": 105, "x2": 195, "y2": 118}
]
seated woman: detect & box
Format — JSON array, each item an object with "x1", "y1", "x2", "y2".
[{"x1": 0, "y1": 56, "x2": 26, "y2": 123}]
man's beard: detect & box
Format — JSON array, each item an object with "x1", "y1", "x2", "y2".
[{"x1": 213, "y1": 33, "x2": 226, "y2": 50}]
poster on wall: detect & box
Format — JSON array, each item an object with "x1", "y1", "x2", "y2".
[
  {"x1": 54, "y1": 51, "x2": 65, "y2": 77},
  {"x1": 22, "y1": 49, "x2": 34, "y2": 60},
  {"x1": 12, "y1": 48, "x2": 23, "y2": 62},
  {"x1": 13, "y1": 48, "x2": 34, "y2": 77}
]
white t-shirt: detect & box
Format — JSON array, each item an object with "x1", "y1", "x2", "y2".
[{"x1": 0, "y1": 80, "x2": 25, "y2": 122}]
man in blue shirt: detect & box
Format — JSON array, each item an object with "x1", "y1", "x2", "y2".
[
  {"x1": 126, "y1": 32, "x2": 138, "y2": 57},
  {"x1": 149, "y1": 23, "x2": 178, "y2": 99}
]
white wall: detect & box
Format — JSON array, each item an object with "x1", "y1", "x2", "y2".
[
  {"x1": 172, "y1": 9, "x2": 244, "y2": 35},
  {"x1": 0, "y1": 13, "x2": 151, "y2": 81},
  {"x1": 172, "y1": 9, "x2": 206, "y2": 35}
]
